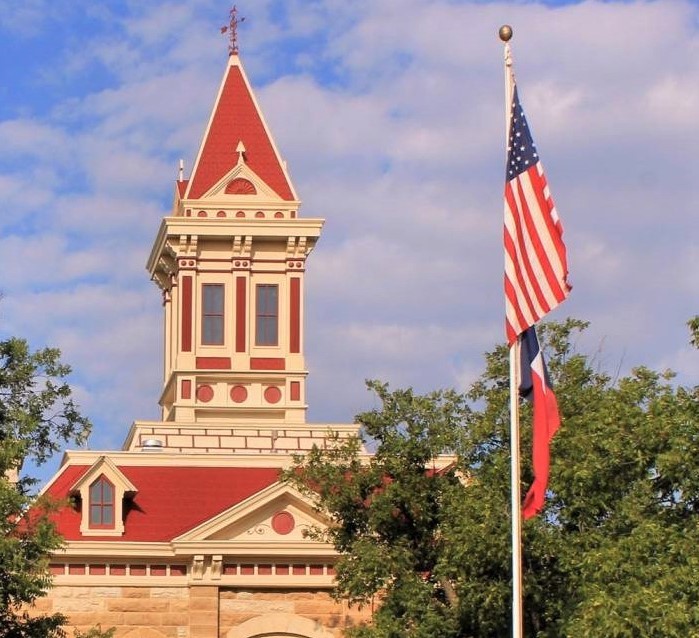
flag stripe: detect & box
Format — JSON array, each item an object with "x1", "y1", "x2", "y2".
[
  {"x1": 506, "y1": 180, "x2": 551, "y2": 320},
  {"x1": 505, "y1": 180, "x2": 550, "y2": 313},
  {"x1": 504, "y1": 247, "x2": 542, "y2": 336},
  {"x1": 504, "y1": 195, "x2": 542, "y2": 320},
  {"x1": 516, "y1": 173, "x2": 567, "y2": 304},
  {"x1": 513, "y1": 176, "x2": 560, "y2": 310},
  {"x1": 527, "y1": 165, "x2": 568, "y2": 286}
]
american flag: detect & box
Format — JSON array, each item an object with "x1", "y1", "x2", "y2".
[{"x1": 504, "y1": 85, "x2": 570, "y2": 345}]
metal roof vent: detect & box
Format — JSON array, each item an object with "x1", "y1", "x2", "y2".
[{"x1": 141, "y1": 439, "x2": 164, "y2": 452}]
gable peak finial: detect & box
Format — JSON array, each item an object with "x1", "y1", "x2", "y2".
[
  {"x1": 236, "y1": 140, "x2": 247, "y2": 165},
  {"x1": 220, "y1": 5, "x2": 245, "y2": 56}
]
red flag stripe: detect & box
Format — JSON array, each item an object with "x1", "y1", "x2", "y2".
[
  {"x1": 515, "y1": 171, "x2": 568, "y2": 303},
  {"x1": 526, "y1": 165, "x2": 569, "y2": 285},
  {"x1": 504, "y1": 219, "x2": 539, "y2": 324},
  {"x1": 505, "y1": 180, "x2": 550, "y2": 315},
  {"x1": 505, "y1": 180, "x2": 551, "y2": 323},
  {"x1": 513, "y1": 175, "x2": 560, "y2": 310}
]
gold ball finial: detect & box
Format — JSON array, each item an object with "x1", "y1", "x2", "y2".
[{"x1": 499, "y1": 25, "x2": 513, "y2": 42}]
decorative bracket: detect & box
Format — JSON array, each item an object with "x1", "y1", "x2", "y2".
[
  {"x1": 192, "y1": 555, "x2": 205, "y2": 580},
  {"x1": 211, "y1": 555, "x2": 223, "y2": 580}
]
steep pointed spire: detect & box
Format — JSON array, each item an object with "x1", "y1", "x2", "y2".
[{"x1": 185, "y1": 55, "x2": 296, "y2": 201}]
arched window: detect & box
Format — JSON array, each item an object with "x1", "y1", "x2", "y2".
[{"x1": 89, "y1": 476, "x2": 115, "y2": 528}]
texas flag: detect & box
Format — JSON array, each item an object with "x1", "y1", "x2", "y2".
[{"x1": 519, "y1": 326, "x2": 561, "y2": 519}]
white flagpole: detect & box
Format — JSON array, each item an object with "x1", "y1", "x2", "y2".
[{"x1": 500, "y1": 25, "x2": 524, "y2": 638}]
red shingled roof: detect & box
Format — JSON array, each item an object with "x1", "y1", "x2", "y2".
[
  {"x1": 47, "y1": 464, "x2": 280, "y2": 542},
  {"x1": 186, "y1": 60, "x2": 294, "y2": 201}
]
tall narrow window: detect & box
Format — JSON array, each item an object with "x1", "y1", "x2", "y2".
[
  {"x1": 256, "y1": 284, "x2": 278, "y2": 346},
  {"x1": 89, "y1": 476, "x2": 114, "y2": 528},
  {"x1": 202, "y1": 284, "x2": 224, "y2": 345}
]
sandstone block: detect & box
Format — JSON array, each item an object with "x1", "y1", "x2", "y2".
[
  {"x1": 190, "y1": 586, "x2": 218, "y2": 598},
  {"x1": 295, "y1": 600, "x2": 343, "y2": 615},
  {"x1": 107, "y1": 598, "x2": 170, "y2": 612},
  {"x1": 168, "y1": 599, "x2": 191, "y2": 612},
  {"x1": 189, "y1": 596, "x2": 218, "y2": 611},
  {"x1": 123, "y1": 611, "x2": 164, "y2": 625},
  {"x1": 162, "y1": 611, "x2": 190, "y2": 626},
  {"x1": 122, "y1": 586, "x2": 151, "y2": 598},
  {"x1": 189, "y1": 610, "x2": 219, "y2": 625},
  {"x1": 151, "y1": 586, "x2": 188, "y2": 599},
  {"x1": 218, "y1": 599, "x2": 294, "y2": 614},
  {"x1": 29, "y1": 598, "x2": 53, "y2": 612},
  {"x1": 52, "y1": 598, "x2": 103, "y2": 612}
]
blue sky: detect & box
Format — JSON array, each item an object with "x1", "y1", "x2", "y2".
[{"x1": 1, "y1": 0, "x2": 697, "y2": 480}]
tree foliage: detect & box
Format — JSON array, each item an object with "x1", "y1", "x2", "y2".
[
  {"x1": 284, "y1": 319, "x2": 699, "y2": 638},
  {"x1": 0, "y1": 337, "x2": 92, "y2": 637}
]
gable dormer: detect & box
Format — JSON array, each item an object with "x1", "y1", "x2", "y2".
[{"x1": 70, "y1": 456, "x2": 137, "y2": 537}]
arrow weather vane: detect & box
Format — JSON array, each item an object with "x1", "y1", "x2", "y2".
[{"x1": 221, "y1": 5, "x2": 245, "y2": 56}]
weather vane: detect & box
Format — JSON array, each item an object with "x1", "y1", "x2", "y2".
[{"x1": 221, "y1": 5, "x2": 245, "y2": 56}]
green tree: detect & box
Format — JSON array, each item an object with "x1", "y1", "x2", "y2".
[
  {"x1": 689, "y1": 315, "x2": 699, "y2": 349},
  {"x1": 0, "y1": 337, "x2": 92, "y2": 637},
  {"x1": 284, "y1": 319, "x2": 699, "y2": 638}
]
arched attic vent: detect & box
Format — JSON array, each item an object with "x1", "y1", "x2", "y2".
[{"x1": 225, "y1": 177, "x2": 257, "y2": 195}]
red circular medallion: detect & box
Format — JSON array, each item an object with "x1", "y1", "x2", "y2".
[
  {"x1": 264, "y1": 386, "x2": 282, "y2": 404},
  {"x1": 272, "y1": 511, "x2": 295, "y2": 535},
  {"x1": 196, "y1": 385, "x2": 214, "y2": 402},
  {"x1": 230, "y1": 385, "x2": 248, "y2": 403}
]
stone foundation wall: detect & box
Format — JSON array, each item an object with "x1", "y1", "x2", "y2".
[
  {"x1": 36, "y1": 585, "x2": 195, "y2": 638},
  {"x1": 35, "y1": 585, "x2": 371, "y2": 638},
  {"x1": 219, "y1": 589, "x2": 372, "y2": 638}
]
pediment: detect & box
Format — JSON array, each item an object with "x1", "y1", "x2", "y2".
[
  {"x1": 200, "y1": 160, "x2": 284, "y2": 202},
  {"x1": 174, "y1": 482, "x2": 328, "y2": 545}
]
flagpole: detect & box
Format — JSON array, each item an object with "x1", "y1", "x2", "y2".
[{"x1": 500, "y1": 24, "x2": 524, "y2": 638}]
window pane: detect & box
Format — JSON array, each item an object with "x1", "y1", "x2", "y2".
[
  {"x1": 203, "y1": 316, "x2": 224, "y2": 345},
  {"x1": 202, "y1": 284, "x2": 224, "y2": 345},
  {"x1": 89, "y1": 482, "x2": 101, "y2": 501},
  {"x1": 102, "y1": 505, "x2": 114, "y2": 526},
  {"x1": 256, "y1": 317, "x2": 278, "y2": 346},
  {"x1": 102, "y1": 481, "x2": 114, "y2": 504},
  {"x1": 203, "y1": 284, "x2": 224, "y2": 314},
  {"x1": 256, "y1": 285, "x2": 278, "y2": 346},
  {"x1": 90, "y1": 505, "x2": 102, "y2": 526}
]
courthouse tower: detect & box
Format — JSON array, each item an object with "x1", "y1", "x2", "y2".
[
  {"x1": 148, "y1": 52, "x2": 318, "y2": 426},
  {"x1": 39, "y1": 46, "x2": 369, "y2": 638},
  {"x1": 121, "y1": 52, "x2": 358, "y2": 455}
]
